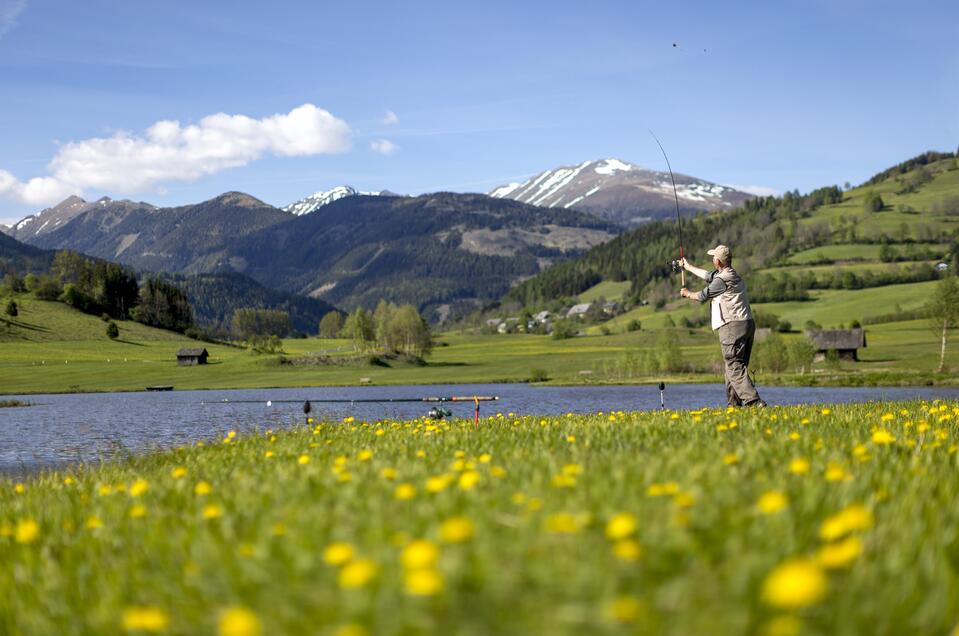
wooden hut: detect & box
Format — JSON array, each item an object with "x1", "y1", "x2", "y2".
[
  {"x1": 176, "y1": 347, "x2": 209, "y2": 366},
  {"x1": 807, "y1": 329, "x2": 866, "y2": 362}
]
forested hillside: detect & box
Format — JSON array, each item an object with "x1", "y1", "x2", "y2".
[
  {"x1": 228, "y1": 192, "x2": 619, "y2": 319},
  {"x1": 169, "y1": 272, "x2": 338, "y2": 335}
]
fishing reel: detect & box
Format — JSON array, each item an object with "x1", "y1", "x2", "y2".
[
  {"x1": 669, "y1": 259, "x2": 683, "y2": 273},
  {"x1": 427, "y1": 407, "x2": 452, "y2": 420}
]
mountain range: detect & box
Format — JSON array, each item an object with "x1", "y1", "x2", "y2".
[
  {"x1": 7, "y1": 191, "x2": 618, "y2": 321},
  {"x1": 490, "y1": 158, "x2": 753, "y2": 227},
  {"x1": 1, "y1": 158, "x2": 758, "y2": 320}
]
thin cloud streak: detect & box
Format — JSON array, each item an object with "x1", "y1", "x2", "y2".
[{"x1": 0, "y1": 0, "x2": 27, "y2": 39}]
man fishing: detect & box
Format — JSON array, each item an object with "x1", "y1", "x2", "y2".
[{"x1": 678, "y1": 245, "x2": 766, "y2": 407}]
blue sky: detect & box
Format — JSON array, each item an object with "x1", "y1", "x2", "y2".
[{"x1": 0, "y1": 0, "x2": 956, "y2": 225}]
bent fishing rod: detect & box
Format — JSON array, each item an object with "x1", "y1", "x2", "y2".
[{"x1": 649, "y1": 130, "x2": 687, "y2": 289}]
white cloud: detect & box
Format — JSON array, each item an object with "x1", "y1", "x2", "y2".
[
  {"x1": 381, "y1": 110, "x2": 399, "y2": 125},
  {"x1": 0, "y1": 103, "x2": 352, "y2": 206},
  {"x1": 370, "y1": 139, "x2": 398, "y2": 155},
  {"x1": 0, "y1": 0, "x2": 27, "y2": 39},
  {"x1": 729, "y1": 184, "x2": 780, "y2": 197}
]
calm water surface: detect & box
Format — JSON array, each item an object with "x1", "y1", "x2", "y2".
[{"x1": 3, "y1": 383, "x2": 959, "y2": 474}]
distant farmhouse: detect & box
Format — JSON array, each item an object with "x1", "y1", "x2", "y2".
[
  {"x1": 807, "y1": 329, "x2": 866, "y2": 362},
  {"x1": 176, "y1": 347, "x2": 209, "y2": 366},
  {"x1": 566, "y1": 303, "x2": 592, "y2": 319}
]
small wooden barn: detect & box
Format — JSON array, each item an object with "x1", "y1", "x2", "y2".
[
  {"x1": 176, "y1": 347, "x2": 209, "y2": 366},
  {"x1": 807, "y1": 329, "x2": 866, "y2": 362}
]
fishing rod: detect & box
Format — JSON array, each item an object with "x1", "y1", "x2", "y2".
[
  {"x1": 649, "y1": 130, "x2": 687, "y2": 289},
  {"x1": 205, "y1": 395, "x2": 500, "y2": 426}
]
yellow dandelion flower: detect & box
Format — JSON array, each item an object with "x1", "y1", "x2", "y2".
[
  {"x1": 490, "y1": 465, "x2": 507, "y2": 478},
  {"x1": 129, "y1": 479, "x2": 149, "y2": 497},
  {"x1": 821, "y1": 408, "x2": 831, "y2": 415},
  {"x1": 218, "y1": 606, "x2": 262, "y2": 636},
  {"x1": 425, "y1": 474, "x2": 453, "y2": 493},
  {"x1": 871, "y1": 429, "x2": 896, "y2": 445},
  {"x1": 379, "y1": 467, "x2": 397, "y2": 480},
  {"x1": 98, "y1": 484, "x2": 113, "y2": 496},
  {"x1": 129, "y1": 505, "x2": 147, "y2": 519},
  {"x1": 13, "y1": 483, "x2": 25, "y2": 494},
  {"x1": 819, "y1": 504, "x2": 873, "y2": 541},
  {"x1": 14, "y1": 519, "x2": 39, "y2": 544},
  {"x1": 566, "y1": 435, "x2": 576, "y2": 443},
  {"x1": 297, "y1": 454, "x2": 310, "y2": 465},
  {"x1": 562, "y1": 463, "x2": 583, "y2": 476},
  {"x1": 546, "y1": 512, "x2": 584, "y2": 534},
  {"x1": 788, "y1": 458, "x2": 810, "y2": 475},
  {"x1": 613, "y1": 539, "x2": 642, "y2": 562},
  {"x1": 264, "y1": 450, "x2": 274, "y2": 459},
  {"x1": 122, "y1": 606, "x2": 170, "y2": 632},
  {"x1": 757, "y1": 491, "x2": 788, "y2": 515},
  {"x1": 458, "y1": 470, "x2": 481, "y2": 490},
  {"x1": 63, "y1": 476, "x2": 75, "y2": 486},
  {"x1": 394, "y1": 483, "x2": 416, "y2": 500},
  {"x1": 323, "y1": 542, "x2": 354, "y2": 566},
  {"x1": 605, "y1": 513, "x2": 637, "y2": 540},
  {"x1": 415, "y1": 450, "x2": 426, "y2": 458},
  {"x1": 604, "y1": 596, "x2": 644, "y2": 624},
  {"x1": 723, "y1": 454, "x2": 739, "y2": 465},
  {"x1": 440, "y1": 517, "x2": 474, "y2": 543},
  {"x1": 816, "y1": 535, "x2": 862, "y2": 569},
  {"x1": 85, "y1": 516, "x2": 103, "y2": 530},
  {"x1": 404, "y1": 568, "x2": 444, "y2": 596},
  {"x1": 824, "y1": 463, "x2": 851, "y2": 482},
  {"x1": 478, "y1": 453, "x2": 492, "y2": 463},
  {"x1": 194, "y1": 481, "x2": 212, "y2": 496},
  {"x1": 171, "y1": 467, "x2": 187, "y2": 479},
  {"x1": 202, "y1": 504, "x2": 223, "y2": 520},
  {"x1": 339, "y1": 559, "x2": 377, "y2": 588},
  {"x1": 673, "y1": 492, "x2": 695, "y2": 508},
  {"x1": 401, "y1": 540, "x2": 439, "y2": 569},
  {"x1": 551, "y1": 474, "x2": 576, "y2": 489},
  {"x1": 357, "y1": 449, "x2": 373, "y2": 461},
  {"x1": 761, "y1": 559, "x2": 827, "y2": 609}
]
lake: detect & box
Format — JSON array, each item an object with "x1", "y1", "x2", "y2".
[{"x1": 2, "y1": 383, "x2": 959, "y2": 475}]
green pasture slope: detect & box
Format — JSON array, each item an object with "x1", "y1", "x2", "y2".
[{"x1": 2, "y1": 401, "x2": 958, "y2": 634}]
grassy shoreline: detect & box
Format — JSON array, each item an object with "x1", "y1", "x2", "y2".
[{"x1": 3, "y1": 400, "x2": 958, "y2": 634}]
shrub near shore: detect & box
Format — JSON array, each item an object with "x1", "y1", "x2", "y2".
[{"x1": 2, "y1": 401, "x2": 958, "y2": 634}]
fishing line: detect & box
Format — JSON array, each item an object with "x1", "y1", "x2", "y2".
[{"x1": 649, "y1": 129, "x2": 687, "y2": 289}]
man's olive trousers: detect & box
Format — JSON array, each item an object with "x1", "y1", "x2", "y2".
[{"x1": 718, "y1": 319, "x2": 762, "y2": 406}]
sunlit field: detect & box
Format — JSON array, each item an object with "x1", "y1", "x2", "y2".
[{"x1": 2, "y1": 401, "x2": 958, "y2": 635}]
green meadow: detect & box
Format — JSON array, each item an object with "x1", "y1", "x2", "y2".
[
  {"x1": 2, "y1": 401, "x2": 958, "y2": 634},
  {"x1": 1, "y1": 279, "x2": 957, "y2": 395}
]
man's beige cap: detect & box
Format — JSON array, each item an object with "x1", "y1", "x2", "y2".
[{"x1": 707, "y1": 245, "x2": 731, "y2": 262}]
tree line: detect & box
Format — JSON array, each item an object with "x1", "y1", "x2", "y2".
[
  {"x1": 333, "y1": 300, "x2": 432, "y2": 358},
  {"x1": 2, "y1": 250, "x2": 194, "y2": 333}
]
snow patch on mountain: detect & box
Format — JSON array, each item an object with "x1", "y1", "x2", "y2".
[
  {"x1": 283, "y1": 186, "x2": 385, "y2": 216},
  {"x1": 593, "y1": 158, "x2": 634, "y2": 175},
  {"x1": 489, "y1": 158, "x2": 754, "y2": 227}
]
